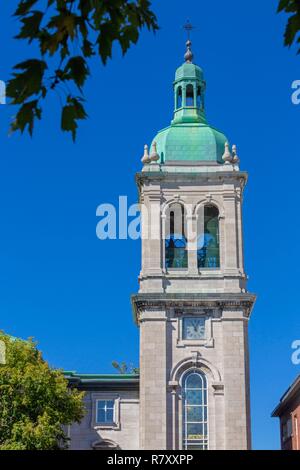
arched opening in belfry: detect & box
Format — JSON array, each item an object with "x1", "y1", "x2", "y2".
[
  {"x1": 186, "y1": 84, "x2": 194, "y2": 107},
  {"x1": 197, "y1": 85, "x2": 202, "y2": 109},
  {"x1": 197, "y1": 205, "x2": 220, "y2": 269},
  {"x1": 165, "y1": 203, "x2": 187, "y2": 269},
  {"x1": 177, "y1": 86, "x2": 183, "y2": 109}
]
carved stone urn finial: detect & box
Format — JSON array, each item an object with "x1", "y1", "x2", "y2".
[
  {"x1": 222, "y1": 142, "x2": 232, "y2": 164},
  {"x1": 150, "y1": 142, "x2": 160, "y2": 163},
  {"x1": 232, "y1": 144, "x2": 240, "y2": 165},
  {"x1": 141, "y1": 144, "x2": 151, "y2": 165}
]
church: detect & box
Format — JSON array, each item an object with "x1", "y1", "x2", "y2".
[{"x1": 65, "y1": 39, "x2": 256, "y2": 451}]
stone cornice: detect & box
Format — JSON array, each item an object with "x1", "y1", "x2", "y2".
[
  {"x1": 131, "y1": 292, "x2": 256, "y2": 325},
  {"x1": 135, "y1": 170, "x2": 248, "y2": 198},
  {"x1": 136, "y1": 170, "x2": 248, "y2": 183},
  {"x1": 139, "y1": 272, "x2": 246, "y2": 280}
]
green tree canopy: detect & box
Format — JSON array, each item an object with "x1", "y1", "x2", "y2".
[
  {"x1": 7, "y1": 0, "x2": 158, "y2": 140},
  {"x1": 0, "y1": 332, "x2": 85, "y2": 450},
  {"x1": 278, "y1": 0, "x2": 300, "y2": 53}
]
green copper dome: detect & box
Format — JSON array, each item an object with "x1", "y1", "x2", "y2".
[
  {"x1": 152, "y1": 123, "x2": 227, "y2": 164},
  {"x1": 150, "y1": 41, "x2": 228, "y2": 165}
]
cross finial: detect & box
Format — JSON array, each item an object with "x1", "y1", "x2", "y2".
[
  {"x1": 183, "y1": 20, "x2": 196, "y2": 63},
  {"x1": 183, "y1": 20, "x2": 195, "y2": 40}
]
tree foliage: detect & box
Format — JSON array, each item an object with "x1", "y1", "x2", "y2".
[
  {"x1": 0, "y1": 332, "x2": 85, "y2": 450},
  {"x1": 112, "y1": 360, "x2": 139, "y2": 374},
  {"x1": 7, "y1": 0, "x2": 158, "y2": 140},
  {"x1": 278, "y1": 0, "x2": 300, "y2": 54}
]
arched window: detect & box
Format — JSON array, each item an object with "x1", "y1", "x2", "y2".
[
  {"x1": 176, "y1": 86, "x2": 183, "y2": 109},
  {"x1": 165, "y1": 204, "x2": 187, "y2": 269},
  {"x1": 182, "y1": 371, "x2": 208, "y2": 450},
  {"x1": 197, "y1": 205, "x2": 220, "y2": 268},
  {"x1": 186, "y1": 84, "x2": 194, "y2": 107},
  {"x1": 196, "y1": 86, "x2": 202, "y2": 109}
]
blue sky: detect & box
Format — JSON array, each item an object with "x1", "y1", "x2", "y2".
[{"x1": 0, "y1": 0, "x2": 299, "y2": 450}]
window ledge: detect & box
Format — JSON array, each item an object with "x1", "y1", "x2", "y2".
[
  {"x1": 166, "y1": 268, "x2": 189, "y2": 274},
  {"x1": 199, "y1": 269, "x2": 221, "y2": 273},
  {"x1": 94, "y1": 423, "x2": 120, "y2": 431},
  {"x1": 166, "y1": 268, "x2": 189, "y2": 276},
  {"x1": 177, "y1": 338, "x2": 214, "y2": 349}
]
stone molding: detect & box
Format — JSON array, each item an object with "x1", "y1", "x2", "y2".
[
  {"x1": 131, "y1": 292, "x2": 256, "y2": 324},
  {"x1": 212, "y1": 382, "x2": 225, "y2": 396},
  {"x1": 135, "y1": 170, "x2": 248, "y2": 198},
  {"x1": 169, "y1": 354, "x2": 222, "y2": 384}
]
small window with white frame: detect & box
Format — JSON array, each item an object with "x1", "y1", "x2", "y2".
[{"x1": 96, "y1": 399, "x2": 115, "y2": 425}]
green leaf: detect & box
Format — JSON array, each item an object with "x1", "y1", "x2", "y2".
[
  {"x1": 82, "y1": 39, "x2": 94, "y2": 58},
  {"x1": 14, "y1": 0, "x2": 39, "y2": 16},
  {"x1": 284, "y1": 13, "x2": 300, "y2": 47},
  {"x1": 119, "y1": 25, "x2": 139, "y2": 54},
  {"x1": 7, "y1": 59, "x2": 47, "y2": 104},
  {"x1": 10, "y1": 99, "x2": 41, "y2": 136},
  {"x1": 48, "y1": 13, "x2": 77, "y2": 40},
  {"x1": 61, "y1": 96, "x2": 87, "y2": 141},
  {"x1": 10, "y1": 0, "x2": 159, "y2": 138},
  {"x1": 15, "y1": 11, "x2": 44, "y2": 42},
  {"x1": 97, "y1": 23, "x2": 116, "y2": 64},
  {"x1": 78, "y1": 0, "x2": 93, "y2": 18},
  {"x1": 63, "y1": 56, "x2": 90, "y2": 90},
  {"x1": 279, "y1": 0, "x2": 300, "y2": 13},
  {"x1": 278, "y1": 0, "x2": 300, "y2": 53},
  {"x1": 39, "y1": 30, "x2": 66, "y2": 56},
  {"x1": 278, "y1": 0, "x2": 289, "y2": 12},
  {"x1": 0, "y1": 331, "x2": 84, "y2": 450}
]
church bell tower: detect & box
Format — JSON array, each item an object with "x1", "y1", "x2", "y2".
[{"x1": 131, "y1": 39, "x2": 256, "y2": 450}]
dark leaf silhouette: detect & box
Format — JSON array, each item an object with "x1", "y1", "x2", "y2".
[
  {"x1": 7, "y1": 60, "x2": 47, "y2": 104},
  {"x1": 61, "y1": 95, "x2": 87, "y2": 141},
  {"x1": 278, "y1": 0, "x2": 300, "y2": 54},
  {"x1": 112, "y1": 361, "x2": 139, "y2": 375},
  {"x1": 8, "y1": 0, "x2": 158, "y2": 140},
  {"x1": 11, "y1": 100, "x2": 42, "y2": 136}
]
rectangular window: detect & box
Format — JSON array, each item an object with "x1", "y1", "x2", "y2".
[{"x1": 96, "y1": 400, "x2": 115, "y2": 425}]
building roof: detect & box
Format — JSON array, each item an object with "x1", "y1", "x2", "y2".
[
  {"x1": 152, "y1": 123, "x2": 227, "y2": 165},
  {"x1": 64, "y1": 371, "x2": 140, "y2": 391},
  {"x1": 175, "y1": 62, "x2": 204, "y2": 82},
  {"x1": 272, "y1": 375, "x2": 300, "y2": 417}
]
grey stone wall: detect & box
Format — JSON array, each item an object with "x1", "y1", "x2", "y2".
[
  {"x1": 135, "y1": 163, "x2": 255, "y2": 450},
  {"x1": 68, "y1": 390, "x2": 139, "y2": 450}
]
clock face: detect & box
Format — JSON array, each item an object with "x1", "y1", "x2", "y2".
[{"x1": 183, "y1": 317, "x2": 206, "y2": 340}]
